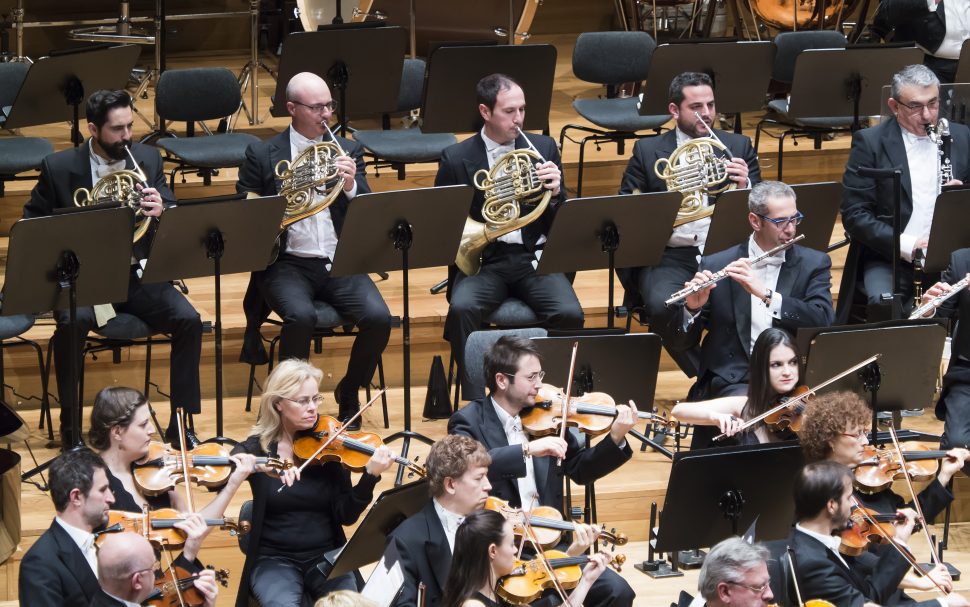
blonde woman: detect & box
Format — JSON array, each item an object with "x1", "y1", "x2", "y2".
[{"x1": 231, "y1": 359, "x2": 395, "y2": 607}]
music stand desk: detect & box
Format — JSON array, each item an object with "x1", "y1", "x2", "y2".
[{"x1": 925, "y1": 187, "x2": 970, "y2": 272}]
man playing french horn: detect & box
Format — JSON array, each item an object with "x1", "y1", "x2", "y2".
[
  {"x1": 23, "y1": 89, "x2": 203, "y2": 450},
  {"x1": 618, "y1": 72, "x2": 760, "y2": 375},
  {"x1": 439, "y1": 73, "x2": 583, "y2": 393},
  {"x1": 237, "y1": 71, "x2": 391, "y2": 430}
]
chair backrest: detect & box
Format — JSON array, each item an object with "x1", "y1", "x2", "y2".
[
  {"x1": 463, "y1": 328, "x2": 548, "y2": 401},
  {"x1": 238, "y1": 500, "x2": 253, "y2": 554},
  {"x1": 0, "y1": 62, "x2": 28, "y2": 110},
  {"x1": 397, "y1": 58, "x2": 426, "y2": 112},
  {"x1": 772, "y1": 31, "x2": 847, "y2": 84},
  {"x1": 572, "y1": 31, "x2": 655, "y2": 87},
  {"x1": 156, "y1": 67, "x2": 242, "y2": 122}
]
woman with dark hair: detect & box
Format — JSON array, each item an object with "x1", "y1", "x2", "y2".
[
  {"x1": 442, "y1": 510, "x2": 609, "y2": 607},
  {"x1": 671, "y1": 327, "x2": 800, "y2": 445},
  {"x1": 88, "y1": 386, "x2": 256, "y2": 562}
]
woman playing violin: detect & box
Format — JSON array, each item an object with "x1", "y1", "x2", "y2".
[
  {"x1": 88, "y1": 386, "x2": 256, "y2": 562},
  {"x1": 671, "y1": 328, "x2": 800, "y2": 446},
  {"x1": 441, "y1": 510, "x2": 608, "y2": 607},
  {"x1": 231, "y1": 359, "x2": 396, "y2": 607}
]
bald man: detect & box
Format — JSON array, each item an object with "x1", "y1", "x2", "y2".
[
  {"x1": 237, "y1": 71, "x2": 391, "y2": 429},
  {"x1": 90, "y1": 532, "x2": 219, "y2": 606}
]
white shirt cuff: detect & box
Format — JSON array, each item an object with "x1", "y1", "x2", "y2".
[
  {"x1": 900, "y1": 233, "x2": 918, "y2": 262},
  {"x1": 682, "y1": 306, "x2": 702, "y2": 329},
  {"x1": 769, "y1": 292, "x2": 782, "y2": 318},
  {"x1": 344, "y1": 180, "x2": 358, "y2": 200}
]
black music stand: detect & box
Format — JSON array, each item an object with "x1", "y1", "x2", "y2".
[
  {"x1": 938, "y1": 83, "x2": 970, "y2": 126},
  {"x1": 270, "y1": 25, "x2": 407, "y2": 135},
  {"x1": 420, "y1": 44, "x2": 557, "y2": 134},
  {"x1": 536, "y1": 192, "x2": 681, "y2": 329},
  {"x1": 317, "y1": 479, "x2": 429, "y2": 580},
  {"x1": 4, "y1": 44, "x2": 139, "y2": 146},
  {"x1": 703, "y1": 182, "x2": 842, "y2": 255},
  {"x1": 638, "y1": 41, "x2": 775, "y2": 130},
  {"x1": 4, "y1": 207, "x2": 133, "y2": 480},
  {"x1": 924, "y1": 187, "x2": 970, "y2": 272},
  {"x1": 642, "y1": 441, "x2": 804, "y2": 576},
  {"x1": 330, "y1": 185, "x2": 472, "y2": 483},
  {"x1": 140, "y1": 194, "x2": 287, "y2": 438}
]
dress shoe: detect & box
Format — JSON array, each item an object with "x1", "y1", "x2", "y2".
[
  {"x1": 334, "y1": 379, "x2": 362, "y2": 431},
  {"x1": 164, "y1": 425, "x2": 201, "y2": 450}
]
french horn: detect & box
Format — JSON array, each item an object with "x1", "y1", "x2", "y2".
[
  {"x1": 73, "y1": 146, "x2": 152, "y2": 242},
  {"x1": 654, "y1": 136, "x2": 735, "y2": 227},
  {"x1": 455, "y1": 132, "x2": 551, "y2": 276}
]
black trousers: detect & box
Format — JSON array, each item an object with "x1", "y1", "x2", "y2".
[
  {"x1": 939, "y1": 359, "x2": 970, "y2": 449},
  {"x1": 53, "y1": 274, "x2": 202, "y2": 430},
  {"x1": 637, "y1": 245, "x2": 702, "y2": 375},
  {"x1": 261, "y1": 254, "x2": 391, "y2": 393},
  {"x1": 446, "y1": 243, "x2": 583, "y2": 392}
]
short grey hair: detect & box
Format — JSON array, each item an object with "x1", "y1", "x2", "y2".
[
  {"x1": 698, "y1": 537, "x2": 770, "y2": 601},
  {"x1": 891, "y1": 64, "x2": 939, "y2": 101},
  {"x1": 748, "y1": 180, "x2": 796, "y2": 215}
]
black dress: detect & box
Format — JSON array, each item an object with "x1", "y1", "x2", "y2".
[
  {"x1": 105, "y1": 467, "x2": 171, "y2": 512},
  {"x1": 471, "y1": 592, "x2": 504, "y2": 607}
]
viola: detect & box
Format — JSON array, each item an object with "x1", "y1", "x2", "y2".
[
  {"x1": 144, "y1": 564, "x2": 229, "y2": 607},
  {"x1": 496, "y1": 549, "x2": 625, "y2": 604},
  {"x1": 133, "y1": 441, "x2": 292, "y2": 496},
  {"x1": 485, "y1": 496, "x2": 627, "y2": 549},
  {"x1": 839, "y1": 506, "x2": 900, "y2": 556},
  {"x1": 853, "y1": 444, "x2": 947, "y2": 494},
  {"x1": 292, "y1": 415, "x2": 425, "y2": 478},
  {"x1": 522, "y1": 384, "x2": 674, "y2": 438},
  {"x1": 763, "y1": 385, "x2": 812, "y2": 432},
  {"x1": 95, "y1": 508, "x2": 250, "y2": 549}
]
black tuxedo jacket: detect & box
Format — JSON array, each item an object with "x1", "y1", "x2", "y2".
[
  {"x1": 388, "y1": 501, "x2": 451, "y2": 607},
  {"x1": 665, "y1": 242, "x2": 834, "y2": 386},
  {"x1": 88, "y1": 590, "x2": 127, "y2": 607},
  {"x1": 878, "y1": 0, "x2": 947, "y2": 53},
  {"x1": 23, "y1": 140, "x2": 175, "y2": 260},
  {"x1": 618, "y1": 127, "x2": 761, "y2": 196},
  {"x1": 447, "y1": 398, "x2": 632, "y2": 510},
  {"x1": 842, "y1": 116, "x2": 970, "y2": 265},
  {"x1": 937, "y1": 247, "x2": 970, "y2": 362},
  {"x1": 19, "y1": 520, "x2": 100, "y2": 607},
  {"x1": 434, "y1": 132, "x2": 566, "y2": 252},
  {"x1": 236, "y1": 128, "x2": 370, "y2": 364},
  {"x1": 790, "y1": 528, "x2": 938, "y2": 607}
]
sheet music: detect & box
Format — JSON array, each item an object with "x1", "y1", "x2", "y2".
[{"x1": 362, "y1": 541, "x2": 405, "y2": 607}]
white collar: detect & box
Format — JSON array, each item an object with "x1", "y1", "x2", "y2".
[
  {"x1": 55, "y1": 516, "x2": 96, "y2": 551},
  {"x1": 748, "y1": 234, "x2": 786, "y2": 264},
  {"x1": 490, "y1": 397, "x2": 521, "y2": 427},
  {"x1": 899, "y1": 124, "x2": 931, "y2": 145},
  {"x1": 89, "y1": 139, "x2": 124, "y2": 169},
  {"x1": 104, "y1": 591, "x2": 141, "y2": 607},
  {"x1": 480, "y1": 128, "x2": 514, "y2": 153},
  {"x1": 795, "y1": 523, "x2": 841, "y2": 552},
  {"x1": 289, "y1": 125, "x2": 323, "y2": 148},
  {"x1": 432, "y1": 498, "x2": 466, "y2": 530}
]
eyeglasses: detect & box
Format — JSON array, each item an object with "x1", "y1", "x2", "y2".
[
  {"x1": 756, "y1": 211, "x2": 804, "y2": 227},
  {"x1": 132, "y1": 561, "x2": 161, "y2": 579},
  {"x1": 291, "y1": 100, "x2": 337, "y2": 114},
  {"x1": 726, "y1": 580, "x2": 771, "y2": 594},
  {"x1": 282, "y1": 394, "x2": 324, "y2": 408},
  {"x1": 502, "y1": 371, "x2": 546, "y2": 385},
  {"x1": 840, "y1": 429, "x2": 867, "y2": 440},
  {"x1": 895, "y1": 98, "x2": 939, "y2": 114}
]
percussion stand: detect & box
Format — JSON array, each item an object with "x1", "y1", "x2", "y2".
[{"x1": 238, "y1": 0, "x2": 279, "y2": 127}]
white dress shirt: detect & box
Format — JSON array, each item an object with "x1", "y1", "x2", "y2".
[
  {"x1": 900, "y1": 125, "x2": 939, "y2": 262},
  {"x1": 88, "y1": 139, "x2": 126, "y2": 183},
  {"x1": 480, "y1": 129, "x2": 548, "y2": 252},
  {"x1": 927, "y1": 0, "x2": 970, "y2": 59},
  {"x1": 55, "y1": 516, "x2": 99, "y2": 578},
  {"x1": 284, "y1": 126, "x2": 357, "y2": 261},
  {"x1": 795, "y1": 523, "x2": 850, "y2": 569},
  {"x1": 667, "y1": 128, "x2": 714, "y2": 251},
  {"x1": 491, "y1": 398, "x2": 541, "y2": 510},
  {"x1": 432, "y1": 498, "x2": 465, "y2": 553},
  {"x1": 747, "y1": 235, "x2": 784, "y2": 352}
]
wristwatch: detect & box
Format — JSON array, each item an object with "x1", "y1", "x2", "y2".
[{"x1": 762, "y1": 288, "x2": 773, "y2": 306}]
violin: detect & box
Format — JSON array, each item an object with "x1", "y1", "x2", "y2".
[
  {"x1": 496, "y1": 549, "x2": 625, "y2": 604},
  {"x1": 95, "y1": 508, "x2": 250, "y2": 549},
  {"x1": 485, "y1": 496, "x2": 627, "y2": 549},
  {"x1": 522, "y1": 384, "x2": 674, "y2": 437},
  {"x1": 144, "y1": 564, "x2": 229, "y2": 607},
  {"x1": 853, "y1": 444, "x2": 948, "y2": 494},
  {"x1": 292, "y1": 415, "x2": 425, "y2": 478},
  {"x1": 133, "y1": 441, "x2": 292, "y2": 496},
  {"x1": 839, "y1": 506, "x2": 901, "y2": 556}
]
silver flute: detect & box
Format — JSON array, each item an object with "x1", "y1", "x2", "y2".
[
  {"x1": 664, "y1": 234, "x2": 805, "y2": 307},
  {"x1": 909, "y1": 275, "x2": 970, "y2": 319}
]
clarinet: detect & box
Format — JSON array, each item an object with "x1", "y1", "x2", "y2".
[
  {"x1": 940, "y1": 118, "x2": 953, "y2": 186},
  {"x1": 909, "y1": 275, "x2": 970, "y2": 319}
]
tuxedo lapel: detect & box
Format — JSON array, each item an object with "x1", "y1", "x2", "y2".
[
  {"x1": 775, "y1": 246, "x2": 801, "y2": 298},
  {"x1": 70, "y1": 143, "x2": 93, "y2": 195},
  {"x1": 421, "y1": 502, "x2": 453, "y2": 594},
  {"x1": 880, "y1": 119, "x2": 913, "y2": 210},
  {"x1": 269, "y1": 130, "x2": 291, "y2": 193},
  {"x1": 478, "y1": 397, "x2": 512, "y2": 450},
  {"x1": 461, "y1": 135, "x2": 489, "y2": 186},
  {"x1": 51, "y1": 522, "x2": 99, "y2": 599},
  {"x1": 730, "y1": 243, "x2": 752, "y2": 356}
]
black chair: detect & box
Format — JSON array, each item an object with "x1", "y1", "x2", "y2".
[
  {"x1": 0, "y1": 314, "x2": 51, "y2": 440},
  {"x1": 245, "y1": 300, "x2": 393, "y2": 429},
  {"x1": 755, "y1": 31, "x2": 852, "y2": 180},
  {"x1": 352, "y1": 58, "x2": 457, "y2": 180},
  {"x1": 152, "y1": 67, "x2": 261, "y2": 189},
  {"x1": 0, "y1": 63, "x2": 54, "y2": 197},
  {"x1": 559, "y1": 31, "x2": 669, "y2": 197}
]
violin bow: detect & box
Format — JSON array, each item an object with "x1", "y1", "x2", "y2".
[
  {"x1": 279, "y1": 389, "x2": 386, "y2": 493},
  {"x1": 713, "y1": 354, "x2": 880, "y2": 441},
  {"x1": 175, "y1": 408, "x2": 195, "y2": 513},
  {"x1": 557, "y1": 342, "x2": 580, "y2": 467},
  {"x1": 519, "y1": 506, "x2": 572, "y2": 606},
  {"x1": 849, "y1": 496, "x2": 949, "y2": 596},
  {"x1": 159, "y1": 535, "x2": 188, "y2": 607},
  {"x1": 785, "y1": 546, "x2": 805, "y2": 607},
  {"x1": 887, "y1": 424, "x2": 940, "y2": 566}
]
